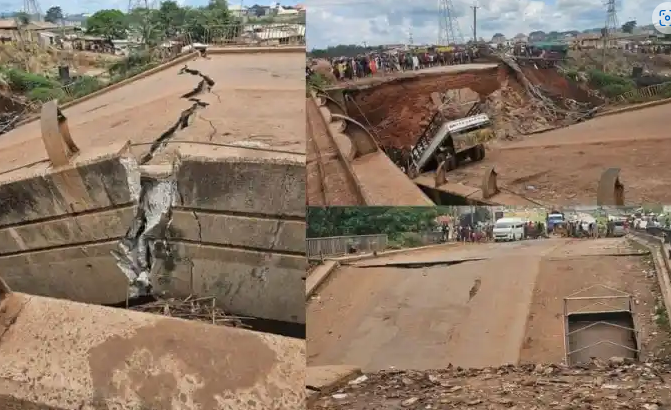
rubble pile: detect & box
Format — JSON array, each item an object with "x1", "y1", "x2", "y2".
[
  {"x1": 310, "y1": 358, "x2": 671, "y2": 409},
  {"x1": 481, "y1": 56, "x2": 600, "y2": 137}
]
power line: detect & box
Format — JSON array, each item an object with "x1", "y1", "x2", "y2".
[
  {"x1": 22, "y1": 0, "x2": 42, "y2": 21},
  {"x1": 471, "y1": 4, "x2": 479, "y2": 42},
  {"x1": 438, "y1": 0, "x2": 464, "y2": 45},
  {"x1": 602, "y1": 0, "x2": 619, "y2": 70}
]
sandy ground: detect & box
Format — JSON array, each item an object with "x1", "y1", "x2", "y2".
[
  {"x1": 445, "y1": 103, "x2": 671, "y2": 204},
  {"x1": 0, "y1": 52, "x2": 305, "y2": 183},
  {"x1": 307, "y1": 237, "x2": 669, "y2": 372}
]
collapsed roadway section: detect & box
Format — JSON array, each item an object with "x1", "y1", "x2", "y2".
[
  {"x1": 308, "y1": 59, "x2": 634, "y2": 206},
  {"x1": 0, "y1": 48, "x2": 306, "y2": 324}
]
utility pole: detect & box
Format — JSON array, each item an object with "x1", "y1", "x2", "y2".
[{"x1": 471, "y1": 5, "x2": 479, "y2": 43}]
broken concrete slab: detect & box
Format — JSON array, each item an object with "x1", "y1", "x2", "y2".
[
  {"x1": 0, "y1": 241, "x2": 130, "y2": 305},
  {"x1": 0, "y1": 53, "x2": 307, "y2": 326},
  {"x1": 169, "y1": 210, "x2": 305, "y2": 253},
  {"x1": 175, "y1": 154, "x2": 306, "y2": 218},
  {"x1": 0, "y1": 291, "x2": 305, "y2": 409},
  {"x1": 0, "y1": 206, "x2": 134, "y2": 254},
  {"x1": 0, "y1": 141, "x2": 137, "y2": 226},
  {"x1": 150, "y1": 242, "x2": 306, "y2": 323}
]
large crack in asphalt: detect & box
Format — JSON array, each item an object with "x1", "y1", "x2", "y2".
[
  {"x1": 348, "y1": 258, "x2": 488, "y2": 269},
  {"x1": 112, "y1": 63, "x2": 216, "y2": 298}
]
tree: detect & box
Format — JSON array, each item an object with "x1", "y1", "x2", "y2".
[
  {"x1": 14, "y1": 11, "x2": 30, "y2": 26},
  {"x1": 182, "y1": 0, "x2": 237, "y2": 43},
  {"x1": 154, "y1": 0, "x2": 187, "y2": 37},
  {"x1": 44, "y1": 6, "x2": 63, "y2": 24},
  {"x1": 622, "y1": 20, "x2": 636, "y2": 34},
  {"x1": 127, "y1": 7, "x2": 159, "y2": 44},
  {"x1": 85, "y1": 9, "x2": 129, "y2": 40},
  {"x1": 306, "y1": 207, "x2": 458, "y2": 238}
]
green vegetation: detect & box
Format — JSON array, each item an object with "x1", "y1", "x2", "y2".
[
  {"x1": 586, "y1": 69, "x2": 636, "y2": 98},
  {"x1": 83, "y1": 0, "x2": 239, "y2": 44},
  {"x1": 656, "y1": 303, "x2": 670, "y2": 329},
  {"x1": 309, "y1": 44, "x2": 380, "y2": 59},
  {"x1": 306, "y1": 207, "x2": 456, "y2": 239},
  {"x1": 306, "y1": 72, "x2": 330, "y2": 95},
  {"x1": 44, "y1": 6, "x2": 64, "y2": 24},
  {"x1": 0, "y1": 50, "x2": 163, "y2": 103}
]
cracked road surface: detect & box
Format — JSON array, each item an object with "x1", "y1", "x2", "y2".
[
  {"x1": 307, "y1": 237, "x2": 664, "y2": 372},
  {"x1": 0, "y1": 52, "x2": 305, "y2": 182}
]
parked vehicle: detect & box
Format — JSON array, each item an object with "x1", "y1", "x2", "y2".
[{"x1": 493, "y1": 217, "x2": 525, "y2": 242}]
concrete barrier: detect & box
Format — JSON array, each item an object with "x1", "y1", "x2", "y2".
[
  {"x1": 628, "y1": 232, "x2": 671, "y2": 319},
  {"x1": 0, "y1": 287, "x2": 305, "y2": 409}
]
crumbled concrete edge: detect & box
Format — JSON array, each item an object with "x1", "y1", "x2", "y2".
[
  {"x1": 112, "y1": 158, "x2": 180, "y2": 297},
  {"x1": 110, "y1": 67, "x2": 214, "y2": 298}
]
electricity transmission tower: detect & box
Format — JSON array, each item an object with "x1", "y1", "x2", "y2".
[
  {"x1": 438, "y1": 0, "x2": 464, "y2": 45},
  {"x1": 127, "y1": 0, "x2": 159, "y2": 13},
  {"x1": 601, "y1": 0, "x2": 619, "y2": 69},
  {"x1": 22, "y1": 0, "x2": 42, "y2": 21}
]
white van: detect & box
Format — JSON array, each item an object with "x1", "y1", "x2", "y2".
[{"x1": 493, "y1": 217, "x2": 525, "y2": 242}]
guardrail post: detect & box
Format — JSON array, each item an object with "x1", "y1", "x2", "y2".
[{"x1": 40, "y1": 100, "x2": 80, "y2": 168}]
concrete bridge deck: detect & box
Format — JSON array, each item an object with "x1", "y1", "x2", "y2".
[
  {"x1": 0, "y1": 49, "x2": 306, "y2": 324},
  {"x1": 0, "y1": 285, "x2": 304, "y2": 409},
  {"x1": 308, "y1": 238, "x2": 661, "y2": 371}
]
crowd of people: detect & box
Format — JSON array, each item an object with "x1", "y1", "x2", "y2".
[
  {"x1": 438, "y1": 220, "x2": 547, "y2": 243},
  {"x1": 325, "y1": 46, "x2": 482, "y2": 81}
]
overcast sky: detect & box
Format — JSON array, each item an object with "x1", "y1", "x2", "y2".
[{"x1": 307, "y1": 0, "x2": 660, "y2": 49}]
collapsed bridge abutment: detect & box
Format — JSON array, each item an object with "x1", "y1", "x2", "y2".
[{"x1": 0, "y1": 49, "x2": 307, "y2": 325}]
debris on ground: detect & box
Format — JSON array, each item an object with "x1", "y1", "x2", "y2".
[
  {"x1": 348, "y1": 55, "x2": 602, "y2": 154},
  {"x1": 129, "y1": 295, "x2": 247, "y2": 328},
  {"x1": 310, "y1": 358, "x2": 671, "y2": 409}
]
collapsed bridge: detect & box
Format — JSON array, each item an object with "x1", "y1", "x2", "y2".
[
  {"x1": 0, "y1": 47, "x2": 306, "y2": 325},
  {"x1": 308, "y1": 60, "x2": 629, "y2": 206}
]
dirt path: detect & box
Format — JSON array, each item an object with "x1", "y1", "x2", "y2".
[{"x1": 306, "y1": 98, "x2": 364, "y2": 205}]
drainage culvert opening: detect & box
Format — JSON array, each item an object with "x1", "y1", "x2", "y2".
[{"x1": 565, "y1": 311, "x2": 639, "y2": 365}]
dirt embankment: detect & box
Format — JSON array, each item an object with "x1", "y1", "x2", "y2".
[
  {"x1": 309, "y1": 358, "x2": 671, "y2": 409},
  {"x1": 346, "y1": 62, "x2": 601, "y2": 152}
]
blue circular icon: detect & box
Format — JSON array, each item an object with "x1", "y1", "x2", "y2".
[{"x1": 654, "y1": 2, "x2": 671, "y2": 34}]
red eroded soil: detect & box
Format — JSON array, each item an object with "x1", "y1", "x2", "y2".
[
  {"x1": 345, "y1": 63, "x2": 601, "y2": 150},
  {"x1": 519, "y1": 66, "x2": 601, "y2": 105},
  {"x1": 346, "y1": 67, "x2": 501, "y2": 149}
]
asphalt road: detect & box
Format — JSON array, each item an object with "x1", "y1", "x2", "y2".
[{"x1": 307, "y1": 238, "x2": 652, "y2": 371}]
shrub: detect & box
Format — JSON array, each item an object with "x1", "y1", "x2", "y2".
[
  {"x1": 600, "y1": 83, "x2": 635, "y2": 98},
  {"x1": 27, "y1": 87, "x2": 67, "y2": 102},
  {"x1": 66, "y1": 76, "x2": 104, "y2": 98},
  {"x1": 5, "y1": 69, "x2": 58, "y2": 92},
  {"x1": 587, "y1": 69, "x2": 634, "y2": 89}
]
